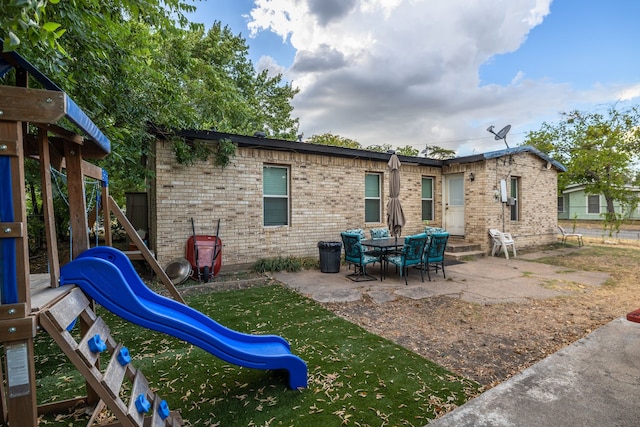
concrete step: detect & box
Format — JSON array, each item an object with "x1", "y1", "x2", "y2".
[
  {"x1": 445, "y1": 241, "x2": 482, "y2": 253},
  {"x1": 445, "y1": 250, "x2": 486, "y2": 261}
]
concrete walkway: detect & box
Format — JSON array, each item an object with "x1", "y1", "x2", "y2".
[
  {"x1": 272, "y1": 248, "x2": 640, "y2": 427},
  {"x1": 428, "y1": 317, "x2": 640, "y2": 426}
]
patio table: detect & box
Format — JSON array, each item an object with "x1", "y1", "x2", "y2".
[{"x1": 361, "y1": 238, "x2": 404, "y2": 280}]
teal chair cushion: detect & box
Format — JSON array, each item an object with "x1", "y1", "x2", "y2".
[
  {"x1": 341, "y1": 232, "x2": 378, "y2": 265},
  {"x1": 388, "y1": 233, "x2": 428, "y2": 271},
  {"x1": 369, "y1": 228, "x2": 390, "y2": 239},
  {"x1": 344, "y1": 228, "x2": 365, "y2": 240},
  {"x1": 424, "y1": 232, "x2": 449, "y2": 263},
  {"x1": 425, "y1": 226, "x2": 446, "y2": 235}
]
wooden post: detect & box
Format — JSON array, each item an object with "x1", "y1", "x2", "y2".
[
  {"x1": 102, "y1": 180, "x2": 113, "y2": 247},
  {"x1": 0, "y1": 120, "x2": 38, "y2": 426},
  {"x1": 38, "y1": 131, "x2": 60, "y2": 286},
  {"x1": 64, "y1": 141, "x2": 89, "y2": 260}
]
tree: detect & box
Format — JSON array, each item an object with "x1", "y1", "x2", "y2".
[
  {"x1": 366, "y1": 144, "x2": 419, "y2": 156},
  {"x1": 307, "y1": 135, "x2": 420, "y2": 156},
  {"x1": 524, "y1": 105, "x2": 640, "y2": 233},
  {"x1": 0, "y1": 0, "x2": 195, "y2": 54},
  {"x1": 366, "y1": 143, "x2": 393, "y2": 153},
  {"x1": 395, "y1": 145, "x2": 419, "y2": 157},
  {"x1": 1, "y1": 5, "x2": 300, "y2": 199},
  {"x1": 423, "y1": 145, "x2": 456, "y2": 160},
  {"x1": 307, "y1": 133, "x2": 362, "y2": 149}
]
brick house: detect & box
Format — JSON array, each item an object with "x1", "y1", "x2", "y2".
[{"x1": 149, "y1": 131, "x2": 565, "y2": 268}]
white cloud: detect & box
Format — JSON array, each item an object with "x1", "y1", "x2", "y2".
[
  {"x1": 247, "y1": 0, "x2": 640, "y2": 155},
  {"x1": 617, "y1": 84, "x2": 640, "y2": 102},
  {"x1": 255, "y1": 55, "x2": 286, "y2": 78}
]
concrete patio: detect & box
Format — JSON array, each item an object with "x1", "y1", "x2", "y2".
[{"x1": 272, "y1": 247, "x2": 609, "y2": 305}]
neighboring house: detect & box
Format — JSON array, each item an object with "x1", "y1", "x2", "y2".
[
  {"x1": 149, "y1": 131, "x2": 565, "y2": 268},
  {"x1": 558, "y1": 184, "x2": 640, "y2": 221}
]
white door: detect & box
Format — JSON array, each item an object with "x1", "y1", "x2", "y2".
[{"x1": 444, "y1": 174, "x2": 465, "y2": 235}]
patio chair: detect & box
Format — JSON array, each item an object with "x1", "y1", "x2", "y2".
[
  {"x1": 369, "y1": 227, "x2": 391, "y2": 239},
  {"x1": 424, "y1": 226, "x2": 446, "y2": 236},
  {"x1": 342, "y1": 228, "x2": 367, "y2": 270},
  {"x1": 558, "y1": 225, "x2": 583, "y2": 247},
  {"x1": 386, "y1": 233, "x2": 428, "y2": 285},
  {"x1": 489, "y1": 228, "x2": 516, "y2": 259},
  {"x1": 340, "y1": 232, "x2": 378, "y2": 281},
  {"x1": 422, "y1": 232, "x2": 449, "y2": 281},
  {"x1": 365, "y1": 227, "x2": 391, "y2": 258}
]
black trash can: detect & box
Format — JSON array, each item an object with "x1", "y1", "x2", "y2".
[{"x1": 318, "y1": 241, "x2": 342, "y2": 273}]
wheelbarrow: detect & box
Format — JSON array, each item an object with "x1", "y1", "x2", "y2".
[
  {"x1": 185, "y1": 235, "x2": 222, "y2": 282},
  {"x1": 186, "y1": 218, "x2": 222, "y2": 282}
]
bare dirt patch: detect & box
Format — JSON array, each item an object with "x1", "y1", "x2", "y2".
[{"x1": 321, "y1": 241, "x2": 640, "y2": 390}]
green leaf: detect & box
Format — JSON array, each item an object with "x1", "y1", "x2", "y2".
[
  {"x1": 42, "y1": 21, "x2": 62, "y2": 32},
  {"x1": 7, "y1": 31, "x2": 20, "y2": 48}
]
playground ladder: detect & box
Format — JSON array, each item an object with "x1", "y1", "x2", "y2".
[{"x1": 39, "y1": 288, "x2": 183, "y2": 427}]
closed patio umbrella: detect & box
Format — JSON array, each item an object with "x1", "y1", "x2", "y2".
[{"x1": 386, "y1": 152, "x2": 406, "y2": 239}]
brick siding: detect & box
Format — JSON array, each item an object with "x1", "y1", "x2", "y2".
[{"x1": 151, "y1": 141, "x2": 558, "y2": 268}]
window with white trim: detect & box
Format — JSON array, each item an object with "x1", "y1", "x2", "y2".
[
  {"x1": 422, "y1": 177, "x2": 434, "y2": 221},
  {"x1": 263, "y1": 165, "x2": 289, "y2": 226},
  {"x1": 587, "y1": 195, "x2": 600, "y2": 214},
  {"x1": 365, "y1": 173, "x2": 381, "y2": 223},
  {"x1": 557, "y1": 196, "x2": 565, "y2": 213},
  {"x1": 510, "y1": 177, "x2": 520, "y2": 221}
]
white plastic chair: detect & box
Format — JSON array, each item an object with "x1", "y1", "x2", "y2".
[
  {"x1": 489, "y1": 229, "x2": 516, "y2": 259},
  {"x1": 558, "y1": 226, "x2": 583, "y2": 247}
]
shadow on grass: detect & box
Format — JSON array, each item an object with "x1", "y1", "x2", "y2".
[{"x1": 36, "y1": 285, "x2": 480, "y2": 426}]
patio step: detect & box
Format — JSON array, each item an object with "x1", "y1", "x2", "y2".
[
  {"x1": 444, "y1": 239, "x2": 485, "y2": 261},
  {"x1": 445, "y1": 250, "x2": 486, "y2": 261},
  {"x1": 445, "y1": 240, "x2": 481, "y2": 253}
]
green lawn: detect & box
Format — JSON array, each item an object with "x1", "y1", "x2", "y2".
[{"x1": 36, "y1": 285, "x2": 479, "y2": 426}]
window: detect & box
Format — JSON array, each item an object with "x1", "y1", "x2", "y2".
[
  {"x1": 422, "y1": 177, "x2": 434, "y2": 221},
  {"x1": 557, "y1": 196, "x2": 565, "y2": 213},
  {"x1": 365, "y1": 173, "x2": 381, "y2": 223},
  {"x1": 510, "y1": 177, "x2": 519, "y2": 221},
  {"x1": 263, "y1": 166, "x2": 289, "y2": 226},
  {"x1": 587, "y1": 195, "x2": 600, "y2": 214}
]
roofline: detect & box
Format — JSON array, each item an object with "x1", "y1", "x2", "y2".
[
  {"x1": 170, "y1": 129, "x2": 444, "y2": 166},
  {"x1": 445, "y1": 145, "x2": 566, "y2": 172},
  {"x1": 155, "y1": 128, "x2": 567, "y2": 172},
  {"x1": 0, "y1": 43, "x2": 110, "y2": 156},
  {"x1": 562, "y1": 183, "x2": 640, "y2": 194}
]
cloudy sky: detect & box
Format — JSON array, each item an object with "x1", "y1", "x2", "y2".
[{"x1": 186, "y1": 0, "x2": 640, "y2": 156}]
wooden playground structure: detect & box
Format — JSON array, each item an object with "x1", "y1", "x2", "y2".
[{"x1": 0, "y1": 49, "x2": 184, "y2": 425}]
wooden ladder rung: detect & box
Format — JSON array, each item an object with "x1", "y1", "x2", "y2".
[
  {"x1": 102, "y1": 343, "x2": 130, "y2": 399},
  {"x1": 148, "y1": 393, "x2": 166, "y2": 427},
  {"x1": 144, "y1": 393, "x2": 183, "y2": 427},
  {"x1": 76, "y1": 316, "x2": 111, "y2": 367},
  {"x1": 44, "y1": 287, "x2": 91, "y2": 331},
  {"x1": 127, "y1": 370, "x2": 150, "y2": 425}
]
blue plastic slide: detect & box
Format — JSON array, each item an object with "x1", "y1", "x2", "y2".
[{"x1": 59, "y1": 246, "x2": 307, "y2": 389}]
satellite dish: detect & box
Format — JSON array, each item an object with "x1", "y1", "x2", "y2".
[
  {"x1": 420, "y1": 145, "x2": 429, "y2": 157},
  {"x1": 487, "y1": 124, "x2": 511, "y2": 148},
  {"x1": 495, "y1": 125, "x2": 511, "y2": 140}
]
